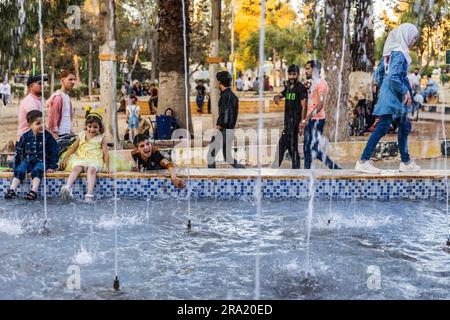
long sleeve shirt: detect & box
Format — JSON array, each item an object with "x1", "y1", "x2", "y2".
[
  {"x1": 47, "y1": 91, "x2": 74, "y2": 135},
  {"x1": 15, "y1": 129, "x2": 60, "y2": 170},
  {"x1": 216, "y1": 87, "x2": 239, "y2": 129},
  {"x1": 373, "y1": 51, "x2": 412, "y2": 118}
]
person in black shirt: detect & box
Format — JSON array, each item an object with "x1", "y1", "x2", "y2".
[
  {"x1": 195, "y1": 80, "x2": 206, "y2": 113},
  {"x1": 207, "y1": 71, "x2": 245, "y2": 169},
  {"x1": 131, "y1": 134, "x2": 185, "y2": 189},
  {"x1": 272, "y1": 64, "x2": 307, "y2": 169}
]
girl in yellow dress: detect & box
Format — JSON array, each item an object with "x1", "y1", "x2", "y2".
[{"x1": 59, "y1": 111, "x2": 110, "y2": 202}]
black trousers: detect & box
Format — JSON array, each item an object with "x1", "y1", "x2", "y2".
[
  {"x1": 273, "y1": 128, "x2": 300, "y2": 169},
  {"x1": 207, "y1": 129, "x2": 239, "y2": 168}
]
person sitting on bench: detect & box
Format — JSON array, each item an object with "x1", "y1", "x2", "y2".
[{"x1": 421, "y1": 74, "x2": 438, "y2": 102}]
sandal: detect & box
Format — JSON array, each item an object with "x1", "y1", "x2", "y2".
[
  {"x1": 25, "y1": 190, "x2": 37, "y2": 200},
  {"x1": 4, "y1": 189, "x2": 17, "y2": 199},
  {"x1": 84, "y1": 193, "x2": 95, "y2": 203}
]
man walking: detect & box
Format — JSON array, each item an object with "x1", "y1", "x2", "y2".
[
  {"x1": 272, "y1": 64, "x2": 307, "y2": 169},
  {"x1": 302, "y1": 60, "x2": 340, "y2": 170},
  {"x1": 207, "y1": 71, "x2": 245, "y2": 169}
]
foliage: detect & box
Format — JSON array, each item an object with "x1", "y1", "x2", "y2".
[
  {"x1": 241, "y1": 24, "x2": 308, "y2": 69},
  {"x1": 234, "y1": 0, "x2": 298, "y2": 70}
]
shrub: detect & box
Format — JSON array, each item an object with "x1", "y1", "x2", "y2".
[
  {"x1": 11, "y1": 85, "x2": 26, "y2": 99},
  {"x1": 420, "y1": 66, "x2": 435, "y2": 77}
]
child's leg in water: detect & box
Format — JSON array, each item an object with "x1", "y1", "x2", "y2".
[
  {"x1": 66, "y1": 165, "x2": 83, "y2": 187},
  {"x1": 86, "y1": 166, "x2": 97, "y2": 196}
]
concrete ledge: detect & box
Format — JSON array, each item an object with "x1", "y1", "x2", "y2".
[{"x1": 1, "y1": 168, "x2": 449, "y2": 180}]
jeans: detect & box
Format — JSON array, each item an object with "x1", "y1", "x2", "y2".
[
  {"x1": 303, "y1": 119, "x2": 340, "y2": 169},
  {"x1": 196, "y1": 95, "x2": 205, "y2": 112},
  {"x1": 360, "y1": 114, "x2": 411, "y2": 163},
  {"x1": 14, "y1": 160, "x2": 44, "y2": 181},
  {"x1": 207, "y1": 129, "x2": 239, "y2": 168},
  {"x1": 421, "y1": 87, "x2": 437, "y2": 99},
  {"x1": 273, "y1": 128, "x2": 300, "y2": 169},
  {"x1": 2, "y1": 94, "x2": 9, "y2": 106}
]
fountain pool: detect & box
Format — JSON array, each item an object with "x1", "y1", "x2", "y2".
[{"x1": 0, "y1": 197, "x2": 448, "y2": 299}]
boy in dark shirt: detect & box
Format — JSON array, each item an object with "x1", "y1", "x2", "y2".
[
  {"x1": 131, "y1": 134, "x2": 185, "y2": 189},
  {"x1": 4, "y1": 110, "x2": 59, "y2": 200},
  {"x1": 272, "y1": 64, "x2": 307, "y2": 169}
]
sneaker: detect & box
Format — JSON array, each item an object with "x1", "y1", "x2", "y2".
[
  {"x1": 84, "y1": 193, "x2": 95, "y2": 203},
  {"x1": 355, "y1": 160, "x2": 382, "y2": 174},
  {"x1": 60, "y1": 185, "x2": 73, "y2": 200},
  {"x1": 399, "y1": 161, "x2": 421, "y2": 172}
]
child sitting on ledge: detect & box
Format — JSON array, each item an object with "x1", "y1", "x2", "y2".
[
  {"x1": 59, "y1": 110, "x2": 110, "y2": 202},
  {"x1": 4, "y1": 110, "x2": 59, "y2": 200},
  {"x1": 131, "y1": 134, "x2": 185, "y2": 189}
]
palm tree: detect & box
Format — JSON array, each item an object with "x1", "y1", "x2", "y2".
[
  {"x1": 99, "y1": 0, "x2": 119, "y2": 145},
  {"x1": 324, "y1": 0, "x2": 351, "y2": 141},
  {"x1": 157, "y1": 0, "x2": 192, "y2": 132},
  {"x1": 351, "y1": 0, "x2": 375, "y2": 72}
]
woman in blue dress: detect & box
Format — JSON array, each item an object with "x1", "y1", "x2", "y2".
[{"x1": 355, "y1": 23, "x2": 421, "y2": 174}]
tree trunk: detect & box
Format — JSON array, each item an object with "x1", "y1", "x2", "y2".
[
  {"x1": 351, "y1": 0, "x2": 375, "y2": 72},
  {"x1": 324, "y1": 0, "x2": 351, "y2": 141},
  {"x1": 157, "y1": 0, "x2": 192, "y2": 132},
  {"x1": 149, "y1": 37, "x2": 155, "y2": 83},
  {"x1": 88, "y1": 41, "x2": 93, "y2": 97},
  {"x1": 209, "y1": 0, "x2": 221, "y2": 125},
  {"x1": 150, "y1": 31, "x2": 158, "y2": 83},
  {"x1": 99, "y1": 0, "x2": 119, "y2": 145},
  {"x1": 73, "y1": 55, "x2": 81, "y2": 85}
]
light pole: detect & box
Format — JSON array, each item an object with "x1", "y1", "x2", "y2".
[{"x1": 31, "y1": 57, "x2": 36, "y2": 76}]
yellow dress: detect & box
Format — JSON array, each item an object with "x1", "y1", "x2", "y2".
[{"x1": 66, "y1": 132, "x2": 104, "y2": 171}]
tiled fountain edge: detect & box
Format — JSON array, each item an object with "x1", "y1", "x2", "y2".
[{"x1": 0, "y1": 169, "x2": 448, "y2": 200}]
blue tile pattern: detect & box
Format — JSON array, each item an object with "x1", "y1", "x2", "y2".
[{"x1": 0, "y1": 177, "x2": 447, "y2": 200}]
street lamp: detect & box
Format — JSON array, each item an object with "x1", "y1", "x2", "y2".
[{"x1": 31, "y1": 57, "x2": 36, "y2": 76}]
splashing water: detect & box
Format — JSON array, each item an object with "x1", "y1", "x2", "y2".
[
  {"x1": 0, "y1": 218, "x2": 23, "y2": 236},
  {"x1": 327, "y1": 0, "x2": 349, "y2": 226},
  {"x1": 304, "y1": 170, "x2": 315, "y2": 278},
  {"x1": 181, "y1": 0, "x2": 192, "y2": 230},
  {"x1": 436, "y1": 28, "x2": 450, "y2": 244},
  {"x1": 254, "y1": 0, "x2": 267, "y2": 300},
  {"x1": 313, "y1": 0, "x2": 324, "y2": 61},
  {"x1": 74, "y1": 243, "x2": 95, "y2": 265},
  {"x1": 17, "y1": 0, "x2": 26, "y2": 39},
  {"x1": 37, "y1": 0, "x2": 49, "y2": 234},
  {"x1": 230, "y1": 0, "x2": 235, "y2": 85},
  {"x1": 107, "y1": 0, "x2": 120, "y2": 286}
]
